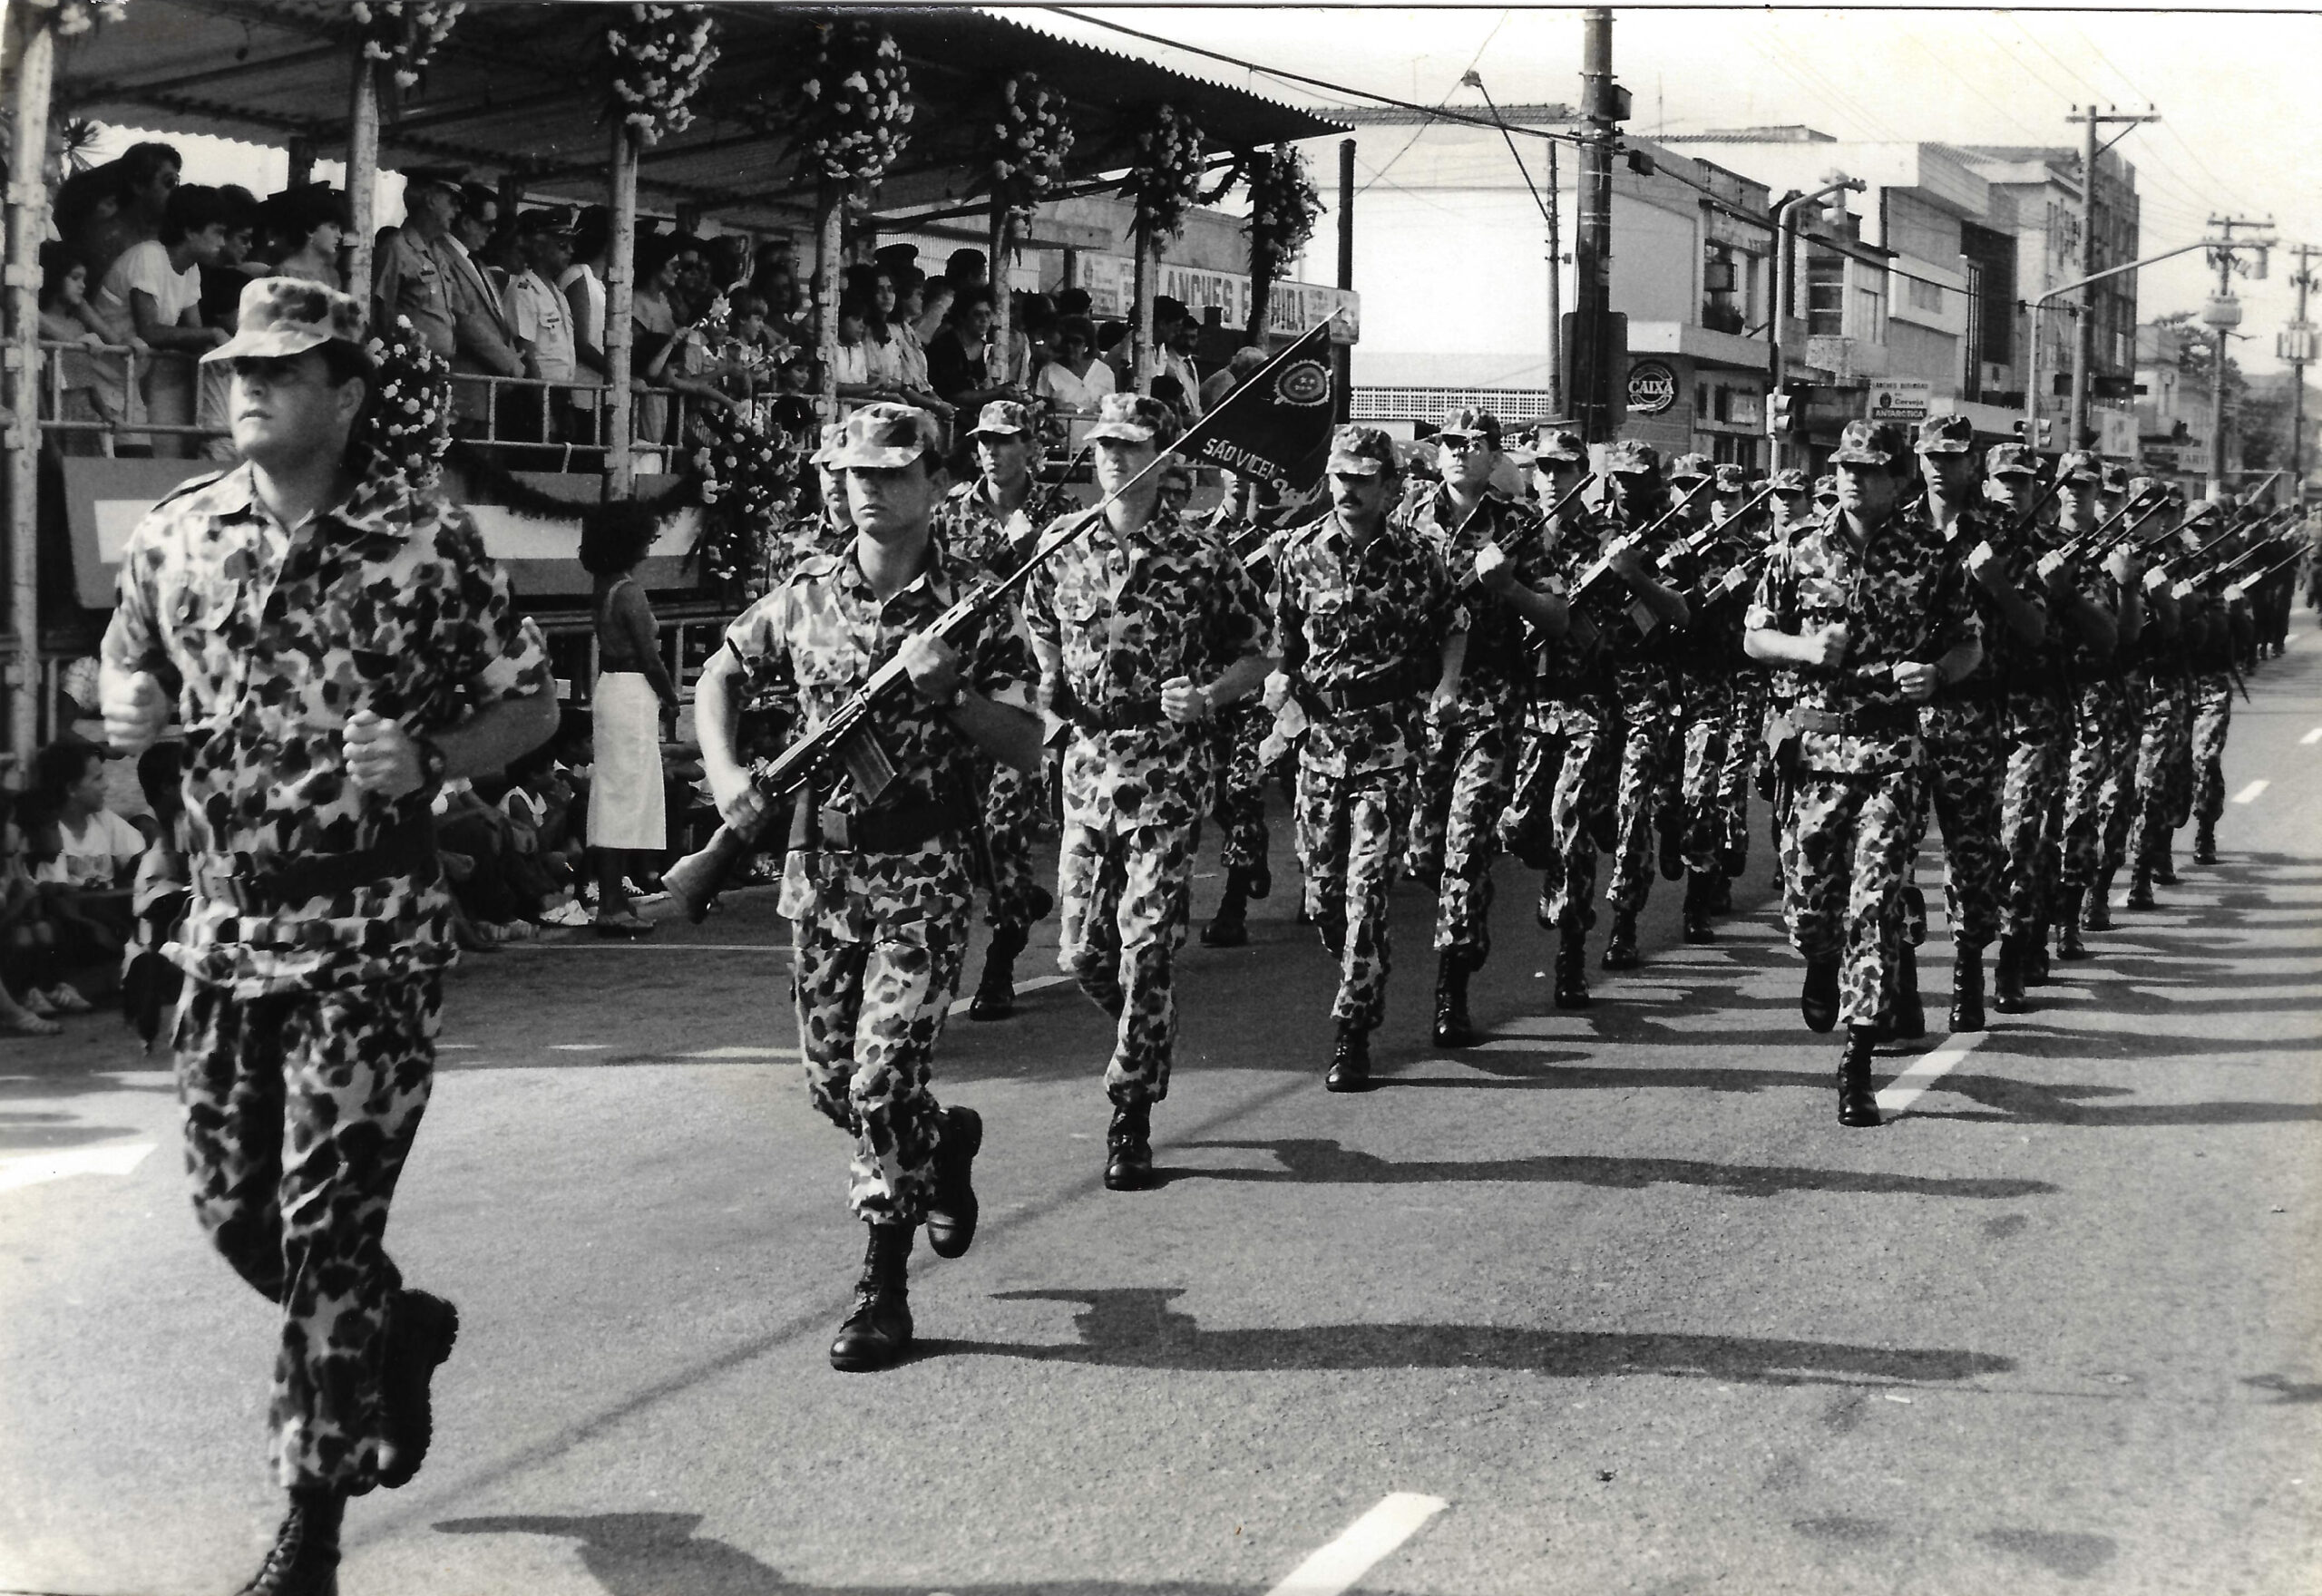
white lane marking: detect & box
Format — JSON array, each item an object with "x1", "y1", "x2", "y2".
[
  {"x1": 508, "y1": 941, "x2": 789, "y2": 953},
  {"x1": 0, "y1": 1142, "x2": 155, "y2": 1193},
  {"x1": 1875, "y1": 1032, "x2": 1986, "y2": 1116},
  {"x1": 1016, "y1": 973, "x2": 1075, "y2": 993},
  {"x1": 674, "y1": 1045, "x2": 795, "y2": 1060},
  {"x1": 439, "y1": 1043, "x2": 478, "y2": 1050},
  {"x1": 2301, "y1": 727, "x2": 2322, "y2": 745},
  {"x1": 546, "y1": 1044, "x2": 610, "y2": 1052},
  {"x1": 2233, "y1": 780, "x2": 2270, "y2": 804},
  {"x1": 1265, "y1": 1493, "x2": 1449, "y2": 1596}
]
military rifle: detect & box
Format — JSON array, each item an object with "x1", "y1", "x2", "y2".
[{"x1": 1566, "y1": 475, "x2": 1719, "y2": 607}]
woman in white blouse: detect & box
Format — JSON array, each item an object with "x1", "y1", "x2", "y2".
[{"x1": 1033, "y1": 314, "x2": 1116, "y2": 416}]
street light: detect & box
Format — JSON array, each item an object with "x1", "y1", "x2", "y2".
[
  {"x1": 1766, "y1": 175, "x2": 1864, "y2": 470},
  {"x1": 1462, "y1": 70, "x2": 1562, "y2": 419}
]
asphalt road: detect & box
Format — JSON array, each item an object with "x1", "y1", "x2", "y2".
[{"x1": 5, "y1": 637, "x2": 2319, "y2": 1596}]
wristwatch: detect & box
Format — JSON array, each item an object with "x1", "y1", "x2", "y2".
[{"x1": 414, "y1": 734, "x2": 449, "y2": 789}]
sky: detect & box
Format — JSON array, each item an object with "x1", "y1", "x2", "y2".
[{"x1": 91, "y1": 3, "x2": 2320, "y2": 373}]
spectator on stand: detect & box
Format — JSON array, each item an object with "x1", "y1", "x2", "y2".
[
  {"x1": 944, "y1": 247, "x2": 989, "y2": 297},
  {"x1": 1201, "y1": 345, "x2": 1268, "y2": 414},
  {"x1": 926, "y1": 285, "x2": 1025, "y2": 415},
  {"x1": 582, "y1": 512, "x2": 679, "y2": 938},
  {"x1": 372, "y1": 166, "x2": 460, "y2": 365},
  {"x1": 503, "y1": 207, "x2": 580, "y2": 449},
  {"x1": 1034, "y1": 314, "x2": 1117, "y2": 420},
  {"x1": 434, "y1": 180, "x2": 527, "y2": 443},
  {"x1": 561, "y1": 205, "x2": 612, "y2": 445},
  {"x1": 91, "y1": 183, "x2": 233, "y2": 459},
  {"x1": 263, "y1": 183, "x2": 346, "y2": 288},
  {"x1": 59, "y1": 141, "x2": 181, "y2": 285},
  {"x1": 631, "y1": 232, "x2": 737, "y2": 456},
  {"x1": 832, "y1": 291, "x2": 906, "y2": 416},
  {"x1": 1154, "y1": 297, "x2": 1205, "y2": 423},
  {"x1": 38, "y1": 242, "x2": 116, "y2": 456},
  {"x1": 709, "y1": 234, "x2": 754, "y2": 301}
]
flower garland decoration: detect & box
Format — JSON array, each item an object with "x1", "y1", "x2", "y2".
[
  {"x1": 350, "y1": 1, "x2": 463, "y2": 91},
  {"x1": 771, "y1": 18, "x2": 914, "y2": 209},
  {"x1": 689, "y1": 404, "x2": 801, "y2": 597},
  {"x1": 1244, "y1": 144, "x2": 1322, "y2": 288},
  {"x1": 26, "y1": 0, "x2": 127, "y2": 36},
  {"x1": 607, "y1": 4, "x2": 720, "y2": 146},
  {"x1": 1122, "y1": 103, "x2": 1208, "y2": 242},
  {"x1": 989, "y1": 73, "x2": 1074, "y2": 233},
  {"x1": 360, "y1": 316, "x2": 453, "y2": 493}
]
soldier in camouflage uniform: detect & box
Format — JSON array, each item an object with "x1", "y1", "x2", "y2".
[
  {"x1": 2119, "y1": 484, "x2": 2201, "y2": 909},
  {"x1": 2185, "y1": 503, "x2": 2253, "y2": 866},
  {"x1": 1595, "y1": 442, "x2": 1697, "y2": 969},
  {"x1": 2049, "y1": 451, "x2": 2141, "y2": 960},
  {"x1": 768, "y1": 423, "x2": 856, "y2": 580},
  {"x1": 1744, "y1": 421, "x2": 1981, "y2": 1129},
  {"x1": 1707, "y1": 464, "x2": 1781, "y2": 910},
  {"x1": 1501, "y1": 426, "x2": 1628, "y2": 1009},
  {"x1": 101, "y1": 280, "x2": 561, "y2": 1594},
  {"x1": 934, "y1": 400, "x2": 1076, "y2": 1020},
  {"x1": 1196, "y1": 471, "x2": 1287, "y2": 948},
  {"x1": 698, "y1": 403, "x2": 1044, "y2": 1376},
  {"x1": 1272, "y1": 425, "x2": 1466, "y2": 1088},
  {"x1": 1665, "y1": 459, "x2": 1755, "y2": 940},
  {"x1": 1402, "y1": 408, "x2": 1564, "y2": 1047},
  {"x1": 1023, "y1": 394, "x2": 1273, "y2": 1186}
]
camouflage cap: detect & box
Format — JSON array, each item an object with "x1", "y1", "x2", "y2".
[
  {"x1": 1527, "y1": 425, "x2": 1587, "y2": 464},
  {"x1": 1812, "y1": 473, "x2": 1839, "y2": 500},
  {"x1": 2126, "y1": 474, "x2": 2166, "y2": 504},
  {"x1": 809, "y1": 421, "x2": 849, "y2": 468},
  {"x1": 204, "y1": 277, "x2": 368, "y2": 365},
  {"x1": 1769, "y1": 467, "x2": 1810, "y2": 493},
  {"x1": 1084, "y1": 392, "x2": 1180, "y2": 448},
  {"x1": 1915, "y1": 413, "x2": 1976, "y2": 454},
  {"x1": 1435, "y1": 405, "x2": 1503, "y2": 450},
  {"x1": 968, "y1": 398, "x2": 1038, "y2": 440},
  {"x1": 1712, "y1": 462, "x2": 1751, "y2": 491},
  {"x1": 2057, "y1": 449, "x2": 2104, "y2": 484},
  {"x1": 1985, "y1": 441, "x2": 2038, "y2": 479},
  {"x1": 1829, "y1": 420, "x2": 1910, "y2": 470},
  {"x1": 828, "y1": 402, "x2": 944, "y2": 471},
  {"x1": 1605, "y1": 439, "x2": 1661, "y2": 477},
  {"x1": 1326, "y1": 423, "x2": 1399, "y2": 478},
  {"x1": 2101, "y1": 462, "x2": 2132, "y2": 493},
  {"x1": 1666, "y1": 452, "x2": 1715, "y2": 482}
]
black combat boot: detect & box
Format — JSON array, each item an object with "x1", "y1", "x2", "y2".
[
  {"x1": 1325, "y1": 1017, "x2": 1372, "y2": 1093},
  {"x1": 2193, "y1": 817, "x2": 2218, "y2": 865},
  {"x1": 1601, "y1": 909, "x2": 1641, "y2": 971},
  {"x1": 376, "y1": 1288, "x2": 460, "y2": 1490},
  {"x1": 1201, "y1": 867, "x2": 1253, "y2": 948},
  {"x1": 1246, "y1": 853, "x2": 1272, "y2": 900},
  {"x1": 2028, "y1": 921, "x2": 2052, "y2": 985},
  {"x1": 829, "y1": 1223, "x2": 914, "y2": 1372},
  {"x1": 1992, "y1": 935, "x2": 2030, "y2": 1014},
  {"x1": 2152, "y1": 844, "x2": 2179, "y2": 887},
  {"x1": 970, "y1": 923, "x2": 1029, "y2": 1020},
  {"x1": 1682, "y1": 871, "x2": 1718, "y2": 944},
  {"x1": 1890, "y1": 945, "x2": 1926, "y2": 1040},
  {"x1": 2083, "y1": 871, "x2": 2114, "y2": 931},
  {"x1": 2124, "y1": 865, "x2": 2157, "y2": 910},
  {"x1": 1554, "y1": 926, "x2": 1593, "y2": 1010},
  {"x1": 1800, "y1": 958, "x2": 1841, "y2": 1033},
  {"x1": 924, "y1": 1106, "x2": 982, "y2": 1257},
  {"x1": 1837, "y1": 1027, "x2": 1881, "y2": 1128},
  {"x1": 1103, "y1": 1101, "x2": 1156, "y2": 1191},
  {"x1": 1948, "y1": 947, "x2": 1985, "y2": 1033},
  {"x1": 2055, "y1": 889, "x2": 2090, "y2": 961},
  {"x1": 1431, "y1": 950, "x2": 1476, "y2": 1048},
  {"x1": 236, "y1": 1488, "x2": 343, "y2": 1596}
]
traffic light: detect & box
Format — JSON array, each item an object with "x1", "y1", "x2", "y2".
[
  {"x1": 2011, "y1": 417, "x2": 2054, "y2": 447},
  {"x1": 1768, "y1": 380, "x2": 1810, "y2": 438}
]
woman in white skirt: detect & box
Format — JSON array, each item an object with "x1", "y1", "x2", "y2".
[{"x1": 582, "y1": 513, "x2": 679, "y2": 936}]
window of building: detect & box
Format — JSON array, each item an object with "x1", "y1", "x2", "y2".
[
  {"x1": 1907, "y1": 276, "x2": 1945, "y2": 314},
  {"x1": 1806, "y1": 249, "x2": 1846, "y2": 338}
]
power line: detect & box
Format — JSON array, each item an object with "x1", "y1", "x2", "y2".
[{"x1": 1359, "y1": 12, "x2": 1509, "y2": 196}]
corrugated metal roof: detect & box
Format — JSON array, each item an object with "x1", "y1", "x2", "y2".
[{"x1": 46, "y1": 1, "x2": 1346, "y2": 228}]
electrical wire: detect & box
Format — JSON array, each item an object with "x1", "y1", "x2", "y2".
[{"x1": 1359, "y1": 12, "x2": 1509, "y2": 196}]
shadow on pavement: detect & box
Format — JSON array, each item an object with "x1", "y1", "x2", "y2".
[
  {"x1": 942, "y1": 1287, "x2": 2013, "y2": 1387},
  {"x1": 1166, "y1": 1136, "x2": 2058, "y2": 1200},
  {"x1": 434, "y1": 1512, "x2": 1390, "y2": 1596}
]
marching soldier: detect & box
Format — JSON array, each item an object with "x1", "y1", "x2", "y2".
[
  {"x1": 1502, "y1": 426, "x2": 1628, "y2": 1008},
  {"x1": 1666, "y1": 460, "x2": 1751, "y2": 939},
  {"x1": 936, "y1": 400, "x2": 1073, "y2": 1019},
  {"x1": 696, "y1": 402, "x2": 1046, "y2": 1374},
  {"x1": 770, "y1": 423, "x2": 855, "y2": 579},
  {"x1": 2185, "y1": 502, "x2": 2253, "y2": 865},
  {"x1": 1199, "y1": 471, "x2": 1289, "y2": 948},
  {"x1": 1744, "y1": 421, "x2": 1981, "y2": 1127},
  {"x1": 1403, "y1": 408, "x2": 1565, "y2": 1046},
  {"x1": 1024, "y1": 394, "x2": 1273, "y2": 1185},
  {"x1": 1272, "y1": 425, "x2": 1466, "y2": 1087},
  {"x1": 2050, "y1": 450, "x2": 2139, "y2": 959},
  {"x1": 2119, "y1": 482, "x2": 2199, "y2": 907},
  {"x1": 101, "y1": 280, "x2": 561, "y2": 1592}
]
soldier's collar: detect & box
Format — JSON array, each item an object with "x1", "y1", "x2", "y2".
[{"x1": 209, "y1": 461, "x2": 424, "y2": 540}]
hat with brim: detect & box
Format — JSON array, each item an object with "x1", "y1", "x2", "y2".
[
  {"x1": 1667, "y1": 452, "x2": 1714, "y2": 483},
  {"x1": 1916, "y1": 414, "x2": 1975, "y2": 454},
  {"x1": 1831, "y1": 420, "x2": 1907, "y2": 469},
  {"x1": 1084, "y1": 393, "x2": 1176, "y2": 447},
  {"x1": 1528, "y1": 426, "x2": 1586, "y2": 464},
  {"x1": 1605, "y1": 439, "x2": 1660, "y2": 477},
  {"x1": 830, "y1": 403, "x2": 942, "y2": 470},
  {"x1": 809, "y1": 422, "x2": 848, "y2": 468},
  {"x1": 968, "y1": 399, "x2": 1036, "y2": 440},
  {"x1": 203, "y1": 277, "x2": 368, "y2": 365}
]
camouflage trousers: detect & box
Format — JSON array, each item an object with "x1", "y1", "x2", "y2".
[
  {"x1": 1674, "y1": 669, "x2": 1732, "y2": 878},
  {"x1": 2060, "y1": 678, "x2": 2138, "y2": 894},
  {"x1": 2124, "y1": 676, "x2": 2194, "y2": 873},
  {"x1": 1903, "y1": 697, "x2": 2004, "y2": 950},
  {"x1": 1057, "y1": 816, "x2": 1195, "y2": 1106},
  {"x1": 1502, "y1": 695, "x2": 1615, "y2": 932},
  {"x1": 2190, "y1": 672, "x2": 2234, "y2": 823},
  {"x1": 1718, "y1": 675, "x2": 1770, "y2": 871},
  {"x1": 174, "y1": 973, "x2": 440, "y2": 1491},
  {"x1": 1296, "y1": 758, "x2": 1410, "y2": 1027},
  {"x1": 1997, "y1": 691, "x2": 2066, "y2": 939},
  {"x1": 980, "y1": 757, "x2": 1053, "y2": 929},
  {"x1": 1780, "y1": 766, "x2": 1925, "y2": 1029},
  {"x1": 1418, "y1": 696, "x2": 1525, "y2": 963},
  {"x1": 1213, "y1": 702, "x2": 1273, "y2": 874},
  {"x1": 795, "y1": 917, "x2": 967, "y2": 1225},
  {"x1": 1605, "y1": 676, "x2": 1676, "y2": 919}
]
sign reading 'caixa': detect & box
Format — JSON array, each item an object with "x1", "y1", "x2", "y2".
[{"x1": 1626, "y1": 359, "x2": 1678, "y2": 415}]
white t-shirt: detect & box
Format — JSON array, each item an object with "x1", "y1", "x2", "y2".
[
  {"x1": 1036, "y1": 356, "x2": 1117, "y2": 414},
  {"x1": 93, "y1": 240, "x2": 201, "y2": 335},
  {"x1": 34, "y1": 809, "x2": 147, "y2": 889},
  {"x1": 503, "y1": 269, "x2": 576, "y2": 384}
]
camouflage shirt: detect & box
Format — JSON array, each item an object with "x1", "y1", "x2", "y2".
[
  {"x1": 1534, "y1": 511, "x2": 1616, "y2": 697},
  {"x1": 767, "y1": 510, "x2": 854, "y2": 583},
  {"x1": 1746, "y1": 504, "x2": 1981, "y2": 775},
  {"x1": 1273, "y1": 510, "x2": 1464, "y2": 777},
  {"x1": 721, "y1": 538, "x2": 1037, "y2": 939},
  {"x1": 102, "y1": 462, "x2": 552, "y2": 998},
  {"x1": 1407, "y1": 482, "x2": 1552, "y2": 706},
  {"x1": 935, "y1": 475, "x2": 1078, "y2": 580},
  {"x1": 1927, "y1": 501, "x2": 2041, "y2": 696}
]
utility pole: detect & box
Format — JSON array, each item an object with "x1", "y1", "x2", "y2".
[
  {"x1": 1574, "y1": 7, "x2": 1622, "y2": 443},
  {"x1": 1547, "y1": 138, "x2": 1563, "y2": 418},
  {"x1": 2200, "y1": 214, "x2": 2278, "y2": 500},
  {"x1": 2282, "y1": 244, "x2": 2319, "y2": 507},
  {"x1": 2065, "y1": 106, "x2": 2159, "y2": 451}
]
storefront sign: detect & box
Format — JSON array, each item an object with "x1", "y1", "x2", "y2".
[
  {"x1": 1078, "y1": 252, "x2": 1360, "y2": 343},
  {"x1": 1625, "y1": 359, "x2": 1678, "y2": 415},
  {"x1": 1868, "y1": 379, "x2": 1932, "y2": 421}
]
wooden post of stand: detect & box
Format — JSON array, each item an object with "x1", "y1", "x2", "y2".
[
  {"x1": 1132, "y1": 217, "x2": 1156, "y2": 397},
  {"x1": 989, "y1": 199, "x2": 1012, "y2": 392},
  {"x1": 815, "y1": 188, "x2": 842, "y2": 423},
  {"x1": 346, "y1": 52, "x2": 380, "y2": 302},
  {"x1": 604, "y1": 122, "x2": 639, "y2": 499},
  {"x1": 287, "y1": 136, "x2": 317, "y2": 191},
  {"x1": 4, "y1": 8, "x2": 54, "y2": 767}
]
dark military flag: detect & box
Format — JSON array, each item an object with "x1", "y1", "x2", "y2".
[{"x1": 1176, "y1": 319, "x2": 1341, "y2": 492}]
